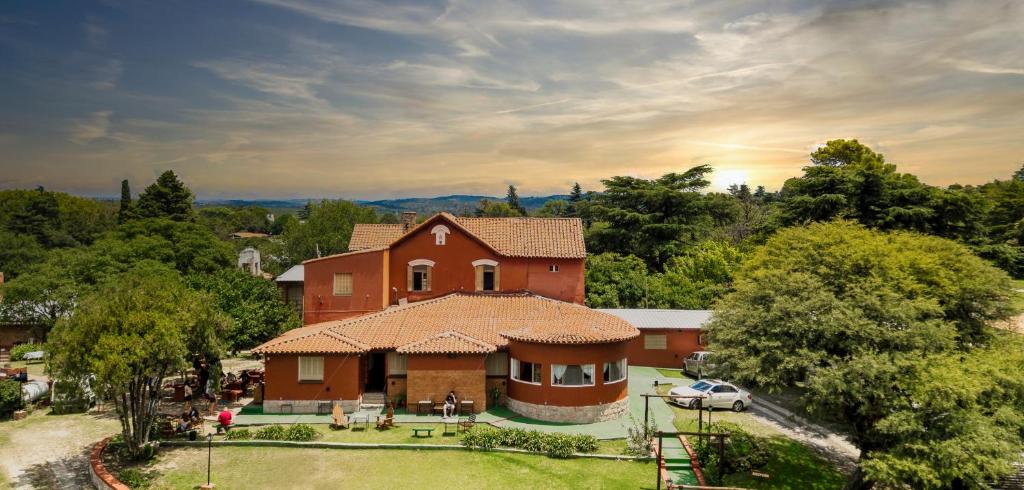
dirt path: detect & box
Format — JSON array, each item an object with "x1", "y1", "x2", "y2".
[
  {"x1": 747, "y1": 399, "x2": 860, "y2": 474},
  {"x1": 0, "y1": 409, "x2": 120, "y2": 489}
]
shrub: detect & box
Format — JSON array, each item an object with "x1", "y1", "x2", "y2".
[
  {"x1": 118, "y1": 468, "x2": 156, "y2": 489},
  {"x1": 254, "y1": 425, "x2": 287, "y2": 440},
  {"x1": 285, "y1": 424, "x2": 318, "y2": 441},
  {"x1": 461, "y1": 427, "x2": 598, "y2": 458},
  {"x1": 0, "y1": 379, "x2": 22, "y2": 418},
  {"x1": 542, "y1": 433, "x2": 577, "y2": 459},
  {"x1": 226, "y1": 428, "x2": 253, "y2": 440},
  {"x1": 625, "y1": 414, "x2": 658, "y2": 456},
  {"x1": 693, "y1": 423, "x2": 769, "y2": 482},
  {"x1": 568, "y1": 433, "x2": 599, "y2": 453},
  {"x1": 460, "y1": 427, "x2": 500, "y2": 450},
  {"x1": 10, "y1": 343, "x2": 44, "y2": 361}
]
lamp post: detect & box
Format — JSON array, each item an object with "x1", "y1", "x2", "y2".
[{"x1": 200, "y1": 433, "x2": 214, "y2": 489}]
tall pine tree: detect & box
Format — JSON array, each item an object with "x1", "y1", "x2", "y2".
[
  {"x1": 136, "y1": 170, "x2": 194, "y2": 221},
  {"x1": 506, "y1": 185, "x2": 526, "y2": 216},
  {"x1": 567, "y1": 182, "x2": 583, "y2": 217},
  {"x1": 118, "y1": 179, "x2": 135, "y2": 223}
]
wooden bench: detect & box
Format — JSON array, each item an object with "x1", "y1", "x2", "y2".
[{"x1": 412, "y1": 427, "x2": 434, "y2": 438}]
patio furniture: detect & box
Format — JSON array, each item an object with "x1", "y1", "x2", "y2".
[
  {"x1": 376, "y1": 413, "x2": 394, "y2": 429},
  {"x1": 412, "y1": 427, "x2": 434, "y2": 437},
  {"x1": 458, "y1": 413, "x2": 477, "y2": 432},
  {"x1": 433, "y1": 401, "x2": 445, "y2": 416},
  {"x1": 442, "y1": 418, "x2": 457, "y2": 435},
  {"x1": 317, "y1": 401, "x2": 332, "y2": 415},
  {"x1": 331, "y1": 405, "x2": 349, "y2": 429},
  {"x1": 459, "y1": 400, "x2": 474, "y2": 415},
  {"x1": 350, "y1": 413, "x2": 371, "y2": 431},
  {"x1": 417, "y1": 400, "x2": 432, "y2": 415}
]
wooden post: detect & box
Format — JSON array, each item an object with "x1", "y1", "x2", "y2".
[
  {"x1": 643, "y1": 395, "x2": 650, "y2": 440},
  {"x1": 656, "y1": 430, "x2": 663, "y2": 490},
  {"x1": 717, "y1": 433, "x2": 726, "y2": 484},
  {"x1": 697, "y1": 397, "x2": 703, "y2": 443}
]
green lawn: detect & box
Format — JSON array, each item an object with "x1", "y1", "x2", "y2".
[
  {"x1": 145, "y1": 446, "x2": 657, "y2": 489},
  {"x1": 211, "y1": 423, "x2": 630, "y2": 455}
]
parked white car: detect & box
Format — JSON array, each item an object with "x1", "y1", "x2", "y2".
[
  {"x1": 683, "y1": 351, "x2": 715, "y2": 377},
  {"x1": 668, "y1": 379, "x2": 753, "y2": 412}
]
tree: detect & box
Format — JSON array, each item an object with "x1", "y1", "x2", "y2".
[
  {"x1": 281, "y1": 200, "x2": 379, "y2": 265},
  {"x1": 658, "y1": 240, "x2": 743, "y2": 309},
  {"x1": 506, "y1": 185, "x2": 527, "y2": 216},
  {"x1": 0, "y1": 230, "x2": 45, "y2": 278},
  {"x1": 46, "y1": 264, "x2": 228, "y2": 458},
  {"x1": 706, "y1": 221, "x2": 1017, "y2": 488},
  {"x1": 535, "y1": 199, "x2": 569, "y2": 217},
  {"x1": 118, "y1": 179, "x2": 135, "y2": 223},
  {"x1": 187, "y1": 269, "x2": 300, "y2": 352},
  {"x1": 586, "y1": 165, "x2": 716, "y2": 268},
  {"x1": 474, "y1": 199, "x2": 523, "y2": 217},
  {"x1": 584, "y1": 253, "x2": 662, "y2": 308},
  {"x1": 136, "y1": 170, "x2": 194, "y2": 221}
]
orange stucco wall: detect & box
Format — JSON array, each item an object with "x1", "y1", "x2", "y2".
[
  {"x1": 303, "y1": 249, "x2": 387, "y2": 324},
  {"x1": 388, "y1": 217, "x2": 584, "y2": 304},
  {"x1": 626, "y1": 329, "x2": 704, "y2": 368},
  {"x1": 263, "y1": 354, "x2": 362, "y2": 401},
  {"x1": 506, "y1": 340, "x2": 629, "y2": 407}
]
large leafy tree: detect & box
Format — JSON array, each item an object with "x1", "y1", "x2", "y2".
[
  {"x1": 707, "y1": 221, "x2": 1017, "y2": 488},
  {"x1": 584, "y1": 253, "x2": 661, "y2": 308},
  {"x1": 47, "y1": 264, "x2": 228, "y2": 458},
  {"x1": 658, "y1": 240, "x2": 743, "y2": 309},
  {"x1": 136, "y1": 170, "x2": 194, "y2": 221},
  {"x1": 187, "y1": 269, "x2": 300, "y2": 352},
  {"x1": 777, "y1": 139, "x2": 983, "y2": 240},
  {"x1": 280, "y1": 199, "x2": 379, "y2": 264},
  {"x1": 473, "y1": 199, "x2": 522, "y2": 217},
  {"x1": 586, "y1": 165, "x2": 717, "y2": 268}
]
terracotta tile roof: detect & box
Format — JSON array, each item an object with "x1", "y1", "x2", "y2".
[
  {"x1": 254, "y1": 293, "x2": 638, "y2": 354},
  {"x1": 303, "y1": 246, "x2": 387, "y2": 264},
  {"x1": 254, "y1": 329, "x2": 369, "y2": 354},
  {"x1": 348, "y1": 213, "x2": 586, "y2": 258},
  {"x1": 397, "y1": 331, "x2": 497, "y2": 354},
  {"x1": 348, "y1": 224, "x2": 403, "y2": 251}
]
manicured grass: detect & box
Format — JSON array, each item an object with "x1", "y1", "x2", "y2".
[
  {"x1": 656, "y1": 368, "x2": 689, "y2": 379},
  {"x1": 213, "y1": 423, "x2": 630, "y2": 455},
  {"x1": 147, "y1": 446, "x2": 658, "y2": 489}
]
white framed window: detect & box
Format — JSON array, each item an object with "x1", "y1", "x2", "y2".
[
  {"x1": 603, "y1": 358, "x2": 627, "y2": 384},
  {"x1": 549, "y1": 264, "x2": 559, "y2": 272},
  {"x1": 298, "y1": 356, "x2": 324, "y2": 382},
  {"x1": 698, "y1": 333, "x2": 707, "y2": 345},
  {"x1": 644, "y1": 334, "x2": 667, "y2": 350},
  {"x1": 407, "y1": 259, "x2": 435, "y2": 292},
  {"x1": 472, "y1": 259, "x2": 500, "y2": 292},
  {"x1": 551, "y1": 364, "x2": 595, "y2": 386},
  {"x1": 333, "y1": 273, "x2": 353, "y2": 296},
  {"x1": 511, "y1": 358, "x2": 542, "y2": 384},
  {"x1": 431, "y1": 225, "x2": 450, "y2": 245}
]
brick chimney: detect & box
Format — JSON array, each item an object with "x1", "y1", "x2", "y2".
[{"x1": 401, "y1": 212, "x2": 417, "y2": 232}]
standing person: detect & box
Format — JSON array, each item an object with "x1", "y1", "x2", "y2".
[
  {"x1": 183, "y1": 382, "x2": 193, "y2": 407},
  {"x1": 443, "y1": 391, "x2": 457, "y2": 418}
]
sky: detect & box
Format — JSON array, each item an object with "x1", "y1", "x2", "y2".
[{"x1": 0, "y1": 1, "x2": 1022, "y2": 200}]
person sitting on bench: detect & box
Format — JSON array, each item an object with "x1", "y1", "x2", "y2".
[{"x1": 443, "y1": 391, "x2": 458, "y2": 418}]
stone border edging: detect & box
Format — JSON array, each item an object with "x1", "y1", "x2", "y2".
[
  {"x1": 89, "y1": 436, "x2": 130, "y2": 490},
  {"x1": 160, "y1": 439, "x2": 653, "y2": 461}
]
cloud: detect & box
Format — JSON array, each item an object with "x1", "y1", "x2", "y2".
[
  {"x1": 83, "y1": 21, "x2": 108, "y2": 48},
  {"x1": 69, "y1": 111, "x2": 113, "y2": 144},
  {"x1": 193, "y1": 60, "x2": 328, "y2": 101}
]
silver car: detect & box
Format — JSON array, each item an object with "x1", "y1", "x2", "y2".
[
  {"x1": 668, "y1": 379, "x2": 753, "y2": 412},
  {"x1": 683, "y1": 351, "x2": 715, "y2": 378}
]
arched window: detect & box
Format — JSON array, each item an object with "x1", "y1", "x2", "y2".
[
  {"x1": 431, "y1": 225, "x2": 450, "y2": 245},
  {"x1": 407, "y1": 259, "x2": 435, "y2": 292},
  {"x1": 472, "y1": 259, "x2": 500, "y2": 292}
]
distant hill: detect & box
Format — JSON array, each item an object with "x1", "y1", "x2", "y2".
[{"x1": 195, "y1": 195, "x2": 567, "y2": 216}]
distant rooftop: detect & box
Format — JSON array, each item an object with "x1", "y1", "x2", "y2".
[
  {"x1": 276, "y1": 264, "x2": 304, "y2": 282},
  {"x1": 596, "y1": 309, "x2": 712, "y2": 330}
]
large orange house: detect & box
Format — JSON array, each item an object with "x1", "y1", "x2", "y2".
[{"x1": 255, "y1": 212, "x2": 639, "y2": 422}]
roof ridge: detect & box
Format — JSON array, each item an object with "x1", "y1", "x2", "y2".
[
  {"x1": 304, "y1": 246, "x2": 388, "y2": 264},
  {"x1": 252, "y1": 323, "x2": 335, "y2": 353},
  {"x1": 321, "y1": 329, "x2": 371, "y2": 350}
]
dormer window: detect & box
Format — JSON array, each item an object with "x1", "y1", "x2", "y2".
[
  {"x1": 407, "y1": 259, "x2": 435, "y2": 292},
  {"x1": 472, "y1": 259, "x2": 500, "y2": 292},
  {"x1": 431, "y1": 225, "x2": 451, "y2": 245}
]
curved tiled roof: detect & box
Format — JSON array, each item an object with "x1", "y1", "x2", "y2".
[
  {"x1": 255, "y1": 329, "x2": 370, "y2": 354},
  {"x1": 348, "y1": 213, "x2": 586, "y2": 259},
  {"x1": 253, "y1": 293, "x2": 638, "y2": 354},
  {"x1": 397, "y1": 331, "x2": 496, "y2": 354}
]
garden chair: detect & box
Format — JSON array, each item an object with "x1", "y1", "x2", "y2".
[
  {"x1": 458, "y1": 413, "x2": 477, "y2": 432},
  {"x1": 331, "y1": 404, "x2": 349, "y2": 429},
  {"x1": 376, "y1": 406, "x2": 395, "y2": 429}
]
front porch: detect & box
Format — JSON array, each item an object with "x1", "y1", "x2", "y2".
[{"x1": 236, "y1": 366, "x2": 677, "y2": 439}]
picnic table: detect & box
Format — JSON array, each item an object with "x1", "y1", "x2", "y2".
[
  {"x1": 22, "y1": 351, "x2": 44, "y2": 361},
  {"x1": 412, "y1": 427, "x2": 434, "y2": 437},
  {"x1": 350, "y1": 413, "x2": 371, "y2": 431},
  {"x1": 441, "y1": 417, "x2": 458, "y2": 435}
]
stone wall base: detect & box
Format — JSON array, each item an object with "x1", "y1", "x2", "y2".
[
  {"x1": 263, "y1": 399, "x2": 360, "y2": 414},
  {"x1": 506, "y1": 396, "x2": 629, "y2": 423}
]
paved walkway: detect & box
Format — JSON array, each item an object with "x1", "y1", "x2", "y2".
[{"x1": 233, "y1": 366, "x2": 678, "y2": 439}]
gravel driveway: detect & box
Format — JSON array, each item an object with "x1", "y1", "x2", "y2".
[{"x1": 0, "y1": 409, "x2": 120, "y2": 489}]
